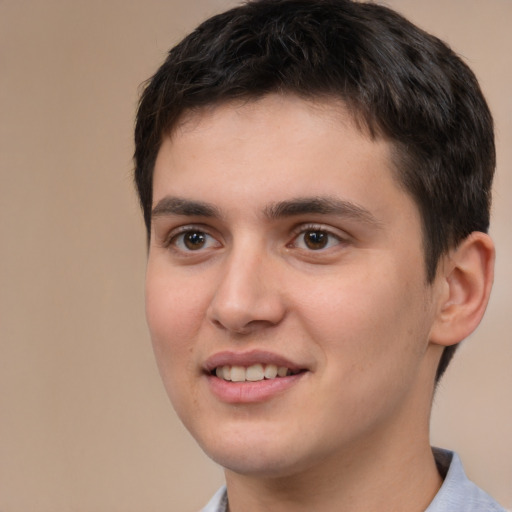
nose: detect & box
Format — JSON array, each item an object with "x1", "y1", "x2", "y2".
[{"x1": 207, "y1": 244, "x2": 287, "y2": 335}]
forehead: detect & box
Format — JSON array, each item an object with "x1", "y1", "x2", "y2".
[
  {"x1": 175, "y1": 94, "x2": 363, "y2": 132},
  {"x1": 160, "y1": 96, "x2": 384, "y2": 172},
  {"x1": 152, "y1": 94, "x2": 416, "y2": 225},
  {"x1": 171, "y1": 94, "x2": 377, "y2": 154}
]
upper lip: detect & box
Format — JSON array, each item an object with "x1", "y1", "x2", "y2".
[{"x1": 203, "y1": 350, "x2": 305, "y2": 373}]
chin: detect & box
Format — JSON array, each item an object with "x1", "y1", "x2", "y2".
[
  {"x1": 194, "y1": 424, "x2": 325, "y2": 479},
  {"x1": 207, "y1": 446, "x2": 304, "y2": 478}
]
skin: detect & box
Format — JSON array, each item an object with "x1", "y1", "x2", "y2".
[{"x1": 145, "y1": 94, "x2": 488, "y2": 511}]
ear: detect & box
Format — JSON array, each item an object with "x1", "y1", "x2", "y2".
[{"x1": 429, "y1": 232, "x2": 495, "y2": 347}]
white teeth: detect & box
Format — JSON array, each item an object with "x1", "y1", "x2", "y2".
[
  {"x1": 277, "y1": 366, "x2": 289, "y2": 377},
  {"x1": 264, "y1": 364, "x2": 278, "y2": 379},
  {"x1": 230, "y1": 365, "x2": 246, "y2": 382},
  {"x1": 214, "y1": 363, "x2": 298, "y2": 382},
  {"x1": 246, "y1": 364, "x2": 264, "y2": 381},
  {"x1": 216, "y1": 365, "x2": 231, "y2": 380}
]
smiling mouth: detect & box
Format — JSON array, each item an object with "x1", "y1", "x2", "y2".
[{"x1": 212, "y1": 364, "x2": 303, "y2": 382}]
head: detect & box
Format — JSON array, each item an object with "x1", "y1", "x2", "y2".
[{"x1": 135, "y1": 1, "x2": 494, "y2": 382}]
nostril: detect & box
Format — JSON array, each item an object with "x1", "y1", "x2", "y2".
[
  {"x1": 209, "y1": 316, "x2": 270, "y2": 335},
  {"x1": 206, "y1": 269, "x2": 287, "y2": 333}
]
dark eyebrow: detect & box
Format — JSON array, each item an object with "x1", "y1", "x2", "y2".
[
  {"x1": 152, "y1": 195, "x2": 380, "y2": 227},
  {"x1": 151, "y1": 196, "x2": 221, "y2": 218},
  {"x1": 264, "y1": 196, "x2": 381, "y2": 226}
]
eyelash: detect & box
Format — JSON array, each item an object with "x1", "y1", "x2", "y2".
[
  {"x1": 165, "y1": 225, "x2": 221, "y2": 253},
  {"x1": 289, "y1": 224, "x2": 346, "y2": 251},
  {"x1": 164, "y1": 223, "x2": 347, "y2": 254}
]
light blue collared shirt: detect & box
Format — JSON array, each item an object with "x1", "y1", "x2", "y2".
[{"x1": 201, "y1": 449, "x2": 507, "y2": 512}]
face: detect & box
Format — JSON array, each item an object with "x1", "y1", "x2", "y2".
[{"x1": 146, "y1": 95, "x2": 443, "y2": 478}]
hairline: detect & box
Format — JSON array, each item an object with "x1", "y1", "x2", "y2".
[{"x1": 150, "y1": 92, "x2": 437, "y2": 282}]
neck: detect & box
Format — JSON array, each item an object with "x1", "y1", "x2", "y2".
[{"x1": 225, "y1": 433, "x2": 442, "y2": 512}]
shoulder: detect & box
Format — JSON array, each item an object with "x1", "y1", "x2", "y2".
[
  {"x1": 200, "y1": 486, "x2": 228, "y2": 512},
  {"x1": 426, "y1": 448, "x2": 507, "y2": 512},
  {"x1": 199, "y1": 452, "x2": 508, "y2": 512}
]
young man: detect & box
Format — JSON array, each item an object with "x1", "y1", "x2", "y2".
[{"x1": 134, "y1": 1, "x2": 504, "y2": 510}]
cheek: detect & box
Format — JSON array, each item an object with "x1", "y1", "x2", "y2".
[
  {"x1": 295, "y1": 266, "x2": 428, "y2": 367},
  {"x1": 145, "y1": 270, "x2": 206, "y2": 372},
  {"x1": 296, "y1": 271, "x2": 433, "y2": 431},
  {"x1": 145, "y1": 271, "x2": 209, "y2": 418}
]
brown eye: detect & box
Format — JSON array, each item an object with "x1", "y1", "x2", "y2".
[
  {"x1": 183, "y1": 231, "x2": 206, "y2": 250},
  {"x1": 303, "y1": 230, "x2": 329, "y2": 250},
  {"x1": 290, "y1": 227, "x2": 343, "y2": 251},
  {"x1": 172, "y1": 230, "x2": 220, "y2": 251}
]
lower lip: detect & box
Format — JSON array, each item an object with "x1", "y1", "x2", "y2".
[{"x1": 206, "y1": 372, "x2": 306, "y2": 403}]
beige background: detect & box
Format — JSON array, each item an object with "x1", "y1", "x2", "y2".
[{"x1": 0, "y1": 1, "x2": 510, "y2": 511}]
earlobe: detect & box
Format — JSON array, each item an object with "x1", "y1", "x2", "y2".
[{"x1": 429, "y1": 232, "x2": 495, "y2": 347}]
